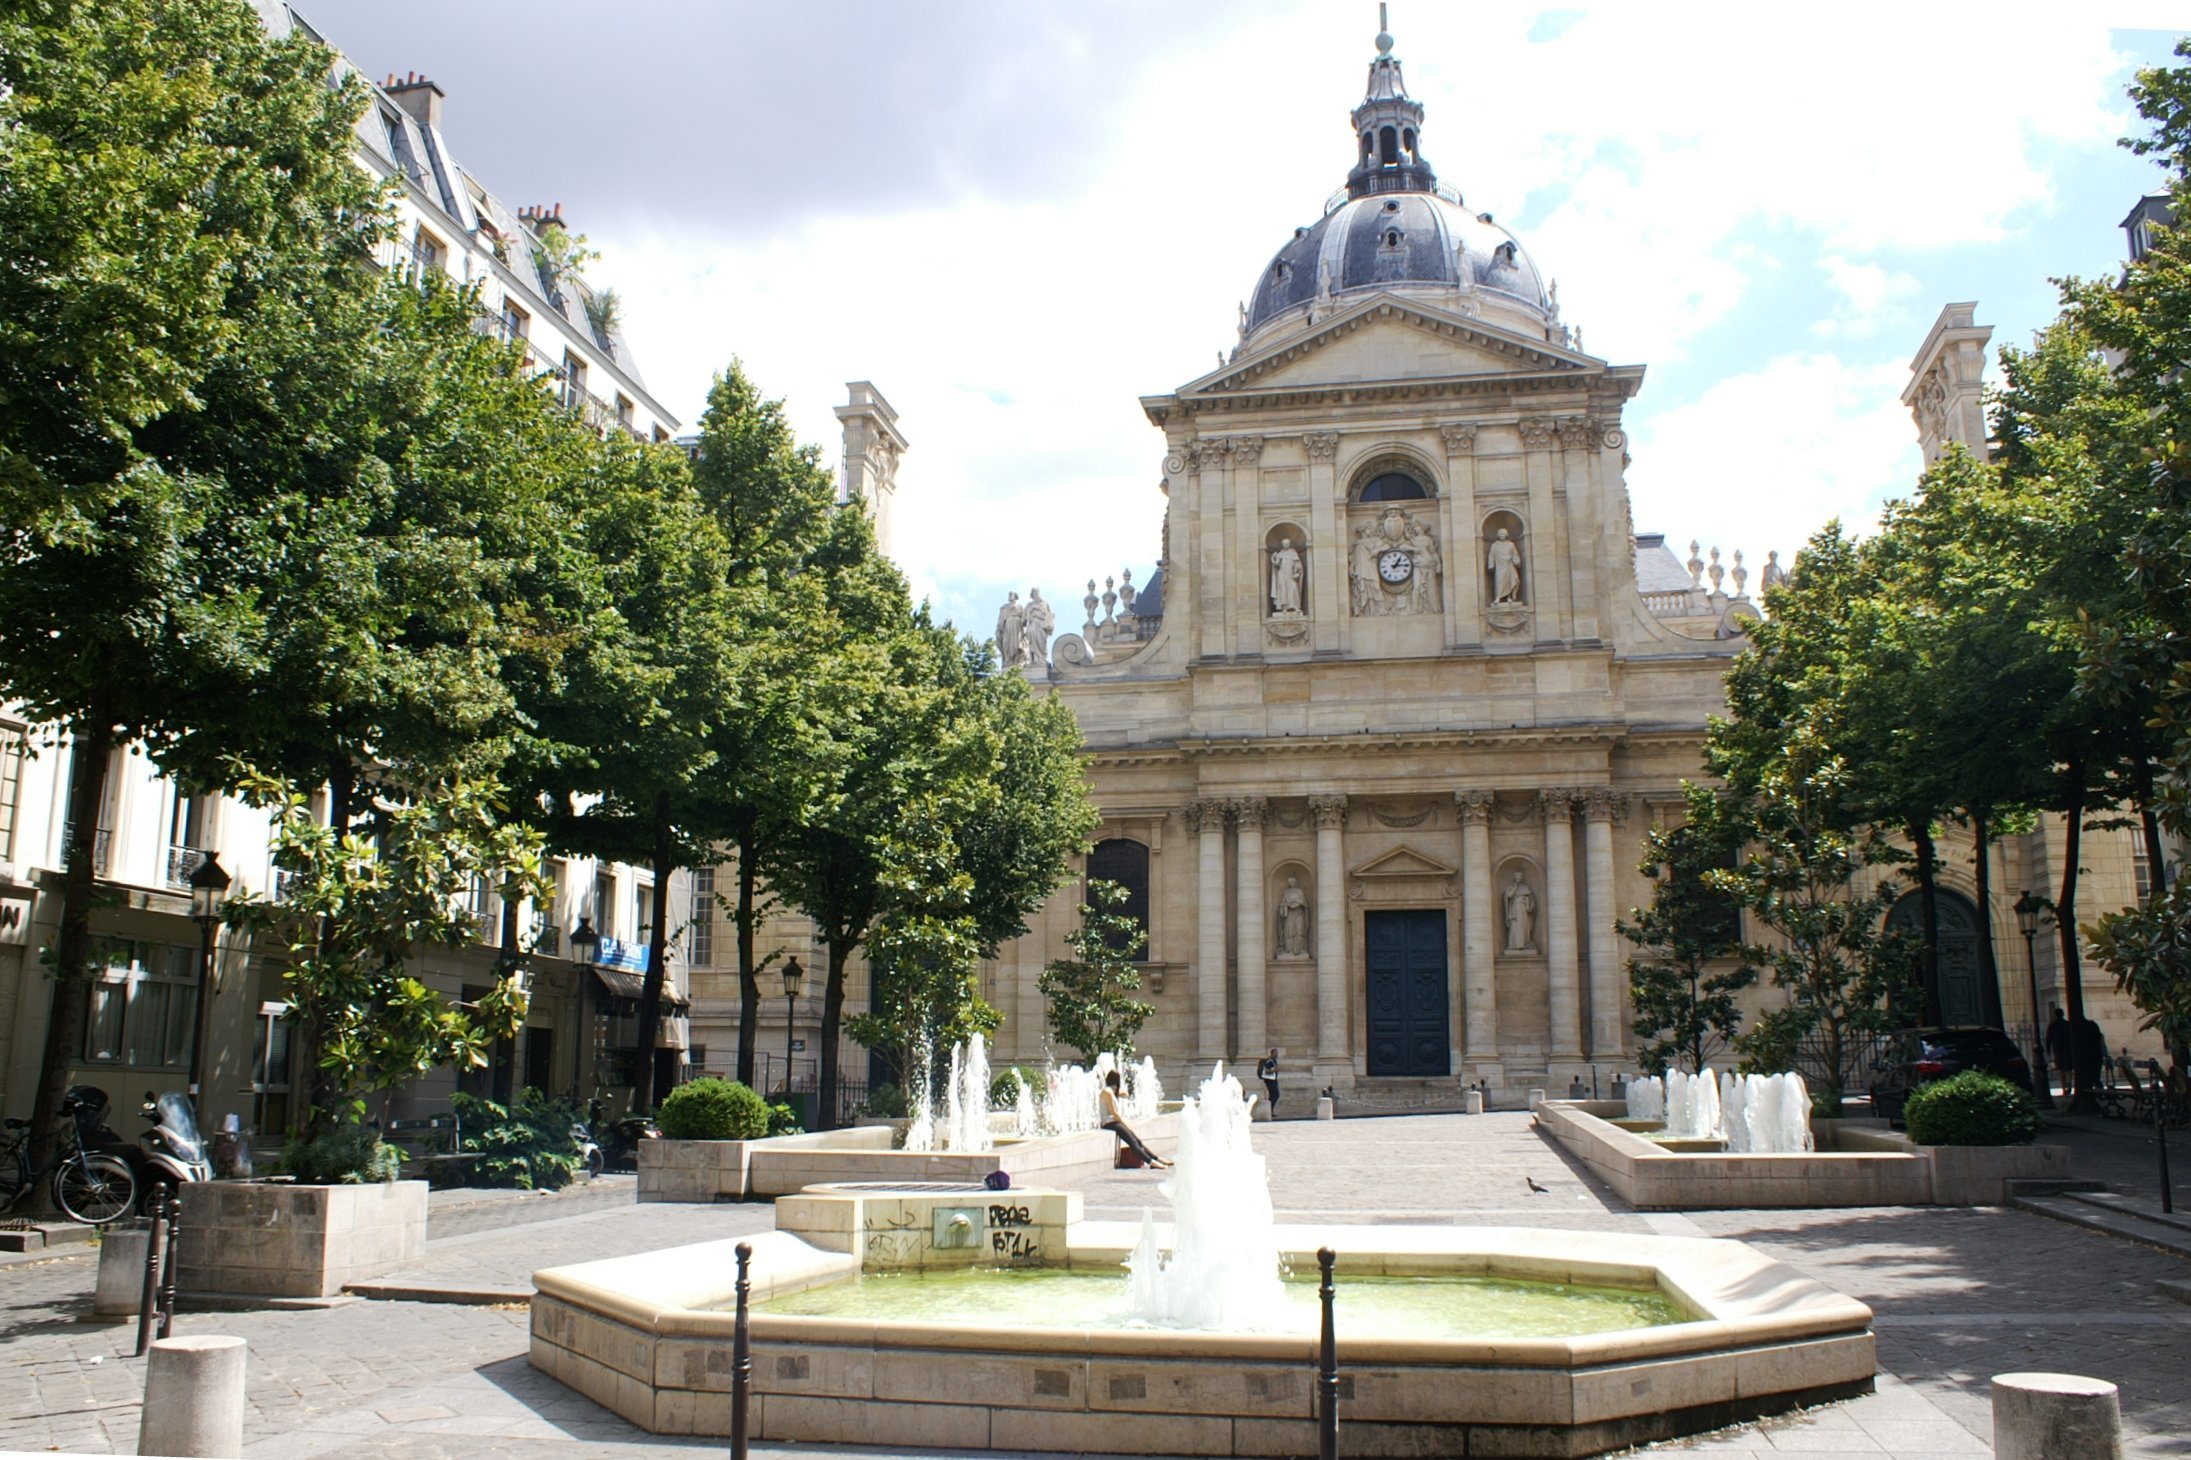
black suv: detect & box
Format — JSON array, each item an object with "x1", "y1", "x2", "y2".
[{"x1": 1869, "y1": 1027, "x2": 2034, "y2": 1124}]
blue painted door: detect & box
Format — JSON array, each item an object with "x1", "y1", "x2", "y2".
[{"x1": 1365, "y1": 910, "x2": 1450, "y2": 1077}]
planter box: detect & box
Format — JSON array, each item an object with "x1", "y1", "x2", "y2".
[
  {"x1": 177, "y1": 1179, "x2": 428, "y2": 1299},
  {"x1": 1925, "y1": 1141, "x2": 2073, "y2": 1205}
]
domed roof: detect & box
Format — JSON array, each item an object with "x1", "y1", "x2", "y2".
[
  {"x1": 1240, "y1": 23, "x2": 1557, "y2": 345},
  {"x1": 1245, "y1": 191, "x2": 1551, "y2": 336}
]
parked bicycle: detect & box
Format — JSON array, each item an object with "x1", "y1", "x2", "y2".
[{"x1": 0, "y1": 1085, "x2": 140, "y2": 1225}]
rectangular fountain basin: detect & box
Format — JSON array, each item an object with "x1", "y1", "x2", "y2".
[{"x1": 530, "y1": 1198, "x2": 1875, "y2": 1458}]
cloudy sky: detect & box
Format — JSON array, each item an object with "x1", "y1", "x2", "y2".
[{"x1": 305, "y1": 2, "x2": 2183, "y2": 637}]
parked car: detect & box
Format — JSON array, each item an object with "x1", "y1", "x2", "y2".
[{"x1": 1870, "y1": 1026, "x2": 2034, "y2": 1124}]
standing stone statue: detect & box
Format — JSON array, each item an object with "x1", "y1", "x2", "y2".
[
  {"x1": 1487, "y1": 528, "x2": 1524, "y2": 605},
  {"x1": 1276, "y1": 876, "x2": 1311, "y2": 956},
  {"x1": 1404, "y1": 515, "x2": 1442, "y2": 615},
  {"x1": 995, "y1": 591, "x2": 1026, "y2": 670},
  {"x1": 1759, "y1": 550, "x2": 1786, "y2": 592},
  {"x1": 1269, "y1": 538, "x2": 1304, "y2": 616},
  {"x1": 1503, "y1": 871, "x2": 1537, "y2": 952},
  {"x1": 1021, "y1": 588, "x2": 1055, "y2": 665}
]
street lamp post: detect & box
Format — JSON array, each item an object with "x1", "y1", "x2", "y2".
[
  {"x1": 570, "y1": 918, "x2": 601, "y2": 1101},
  {"x1": 186, "y1": 851, "x2": 231, "y2": 1102},
  {"x1": 2014, "y1": 890, "x2": 2055, "y2": 1111},
  {"x1": 780, "y1": 957, "x2": 803, "y2": 1103}
]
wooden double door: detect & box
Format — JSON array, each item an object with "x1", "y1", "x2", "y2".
[{"x1": 1364, "y1": 909, "x2": 1450, "y2": 1077}]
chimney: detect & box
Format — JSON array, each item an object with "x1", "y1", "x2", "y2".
[
  {"x1": 519, "y1": 202, "x2": 571, "y2": 236},
  {"x1": 385, "y1": 70, "x2": 445, "y2": 131}
]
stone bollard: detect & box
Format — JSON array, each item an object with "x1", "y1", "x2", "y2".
[
  {"x1": 1464, "y1": 1089, "x2": 1485, "y2": 1115},
  {"x1": 94, "y1": 1223, "x2": 151, "y2": 1319},
  {"x1": 1527, "y1": 1088, "x2": 1546, "y2": 1111},
  {"x1": 1991, "y1": 1372, "x2": 2124, "y2": 1460},
  {"x1": 139, "y1": 1335, "x2": 247, "y2": 1458},
  {"x1": 1315, "y1": 1096, "x2": 1335, "y2": 1121}
]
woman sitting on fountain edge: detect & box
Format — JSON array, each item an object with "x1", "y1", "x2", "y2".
[{"x1": 1101, "y1": 1069, "x2": 1167, "y2": 1169}]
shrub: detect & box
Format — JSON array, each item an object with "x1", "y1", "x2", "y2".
[
  {"x1": 451, "y1": 1089, "x2": 583, "y2": 1190},
  {"x1": 283, "y1": 1125, "x2": 402, "y2": 1184},
  {"x1": 765, "y1": 1098, "x2": 803, "y2": 1137},
  {"x1": 656, "y1": 1077, "x2": 770, "y2": 1141},
  {"x1": 860, "y1": 1083, "x2": 907, "y2": 1119},
  {"x1": 990, "y1": 1065, "x2": 1039, "y2": 1109},
  {"x1": 1903, "y1": 1070, "x2": 2040, "y2": 1146}
]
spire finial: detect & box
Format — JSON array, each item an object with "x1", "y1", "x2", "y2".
[{"x1": 1375, "y1": 5, "x2": 1394, "y2": 56}]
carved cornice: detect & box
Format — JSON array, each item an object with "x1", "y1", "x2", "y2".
[
  {"x1": 1453, "y1": 789, "x2": 1496, "y2": 826},
  {"x1": 1439, "y1": 423, "x2": 1478, "y2": 456},
  {"x1": 1519, "y1": 417, "x2": 1557, "y2": 452},
  {"x1": 1230, "y1": 436, "x2": 1264, "y2": 467},
  {"x1": 1585, "y1": 788, "x2": 1631, "y2": 825},
  {"x1": 1309, "y1": 794, "x2": 1349, "y2": 829},
  {"x1": 1230, "y1": 796, "x2": 1270, "y2": 831},
  {"x1": 1303, "y1": 432, "x2": 1340, "y2": 462},
  {"x1": 1186, "y1": 798, "x2": 1230, "y2": 833},
  {"x1": 1202, "y1": 297, "x2": 1595, "y2": 394},
  {"x1": 1171, "y1": 726, "x2": 1626, "y2": 762}
]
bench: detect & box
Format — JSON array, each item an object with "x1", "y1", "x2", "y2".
[{"x1": 382, "y1": 1116, "x2": 482, "y2": 1188}]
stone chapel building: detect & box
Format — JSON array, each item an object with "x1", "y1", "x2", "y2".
[{"x1": 972, "y1": 27, "x2": 1764, "y2": 1101}]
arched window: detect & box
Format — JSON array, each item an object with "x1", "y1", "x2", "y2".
[
  {"x1": 1358, "y1": 470, "x2": 1428, "y2": 502},
  {"x1": 1087, "y1": 839, "x2": 1150, "y2": 961}
]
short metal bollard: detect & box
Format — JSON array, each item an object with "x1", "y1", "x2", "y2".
[
  {"x1": 158, "y1": 1187, "x2": 182, "y2": 1338},
  {"x1": 729, "y1": 1240, "x2": 753, "y2": 1460},
  {"x1": 1316, "y1": 1246, "x2": 1339, "y2": 1460},
  {"x1": 1991, "y1": 1371, "x2": 2123, "y2": 1460},
  {"x1": 134, "y1": 1186, "x2": 167, "y2": 1358},
  {"x1": 2150, "y1": 1060, "x2": 2174, "y2": 1216},
  {"x1": 1463, "y1": 1088, "x2": 1485, "y2": 1115}
]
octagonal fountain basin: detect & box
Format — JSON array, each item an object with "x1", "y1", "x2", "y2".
[{"x1": 530, "y1": 1196, "x2": 1874, "y2": 1458}]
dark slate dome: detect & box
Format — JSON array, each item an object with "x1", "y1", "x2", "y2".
[{"x1": 1241, "y1": 21, "x2": 1556, "y2": 343}]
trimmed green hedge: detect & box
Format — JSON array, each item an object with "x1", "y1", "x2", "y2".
[
  {"x1": 657, "y1": 1077, "x2": 770, "y2": 1141},
  {"x1": 1903, "y1": 1070, "x2": 2040, "y2": 1146}
]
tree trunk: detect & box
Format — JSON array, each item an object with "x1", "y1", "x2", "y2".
[
  {"x1": 632, "y1": 791, "x2": 674, "y2": 1113},
  {"x1": 493, "y1": 892, "x2": 521, "y2": 1103},
  {"x1": 292, "y1": 757, "x2": 360, "y2": 1139},
  {"x1": 2057, "y1": 775, "x2": 2095, "y2": 1112},
  {"x1": 2131, "y1": 748, "x2": 2170, "y2": 895},
  {"x1": 735, "y1": 826, "x2": 759, "y2": 1086},
  {"x1": 1911, "y1": 821, "x2": 1942, "y2": 1024},
  {"x1": 1971, "y1": 812, "x2": 2001, "y2": 1029},
  {"x1": 28, "y1": 717, "x2": 116, "y2": 1175},
  {"x1": 819, "y1": 934, "x2": 851, "y2": 1131}
]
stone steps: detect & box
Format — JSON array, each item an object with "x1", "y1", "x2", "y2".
[
  {"x1": 2012, "y1": 1190, "x2": 2191, "y2": 1260},
  {"x1": 0, "y1": 1220, "x2": 93, "y2": 1254}
]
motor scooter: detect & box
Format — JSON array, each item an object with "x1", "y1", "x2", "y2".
[
  {"x1": 587, "y1": 1096, "x2": 659, "y2": 1172},
  {"x1": 135, "y1": 1090, "x2": 213, "y2": 1197},
  {"x1": 569, "y1": 1114, "x2": 605, "y2": 1179}
]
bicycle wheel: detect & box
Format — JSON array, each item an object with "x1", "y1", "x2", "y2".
[{"x1": 52, "y1": 1153, "x2": 137, "y2": 1225}]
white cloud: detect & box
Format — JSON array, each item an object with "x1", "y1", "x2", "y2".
[
  {"x1": 1626, "y1": 353, "x2": 1921, "y2": 565},
  {"x1": 1815, "y1": 255, "x2": 1923, "y2": 339}
]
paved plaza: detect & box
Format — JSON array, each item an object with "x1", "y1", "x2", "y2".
[{"x1": 3, "y1": 1112, "x2": 2186, "y2": 1459}]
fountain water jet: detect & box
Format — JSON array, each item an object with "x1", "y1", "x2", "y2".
[{"x1": 1123, "y1": 1063, "x2": 1284, "y2": 1330}]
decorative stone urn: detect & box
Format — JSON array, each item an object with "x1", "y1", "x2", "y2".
[{"x1": 176, "y1": 1179, "x2": 428, "y2": 1299}]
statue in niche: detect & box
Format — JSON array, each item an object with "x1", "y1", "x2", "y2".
[
  {"x1": 1348, "y1": 506, "x2": 1441, "y2": 618},
  {"x1": 1269, "y1": 538, "x2": 1305, "y2": 616},
  {"x1": 1502, "y1": 871, "x2": 1537, "y2": 953},
  {"x1": 995, "y1": 591, "x2": 1026, "y2": 670},
  {"x1": 1021, "y1": 588, "x2": 1055, "y2": 664},
  {"x1": 1276, "y1": 876, "x2": 1311, "y2": 957},
  {"x1": 1487, "y1": 527, "x2": 1524, "y2": 605}
]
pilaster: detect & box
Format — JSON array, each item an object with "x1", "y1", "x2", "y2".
[
  {"x1": 1230, "y1": 438, "x2": 1264, "y2": 658},
  {"x1": 1188, "y1": 797, "x2": 1230, "y2": 1061},
  {"x1": 1440, "y1": 424, "x2": 1481, "y2": 648},
  {"x1": 1519, "y1": 417, "x2": 1569, "y2": 644},
  {"x1": 1309, "y1": 794, "x2": 1350, "y2": 1082},
  {"x1": 1232, "y1": 796, "x2": 1269, "y2": 1060},
  {"x1": 1454, "y1": 790, "x2": 1498, "y2": 1068},
  {"x1": 1304, "y1": 433, "x2": 1343, "y2": 654},
  {"x1": 1583, "y1": 789, "x2": 1628, "y2": 1057},
  {"x1": 1540, "y1": 787, "x2": 1583, "y2": 1060}
]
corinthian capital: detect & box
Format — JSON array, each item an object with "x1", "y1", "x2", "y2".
[
  {"x1": 1518, "y1": 417, "x2": 1557, "y2": 452},
  {"x1": 1186, "y1": 798, "x2": 1230, "y2": 833},
  {"x1": 1303, "y1": 432, "x2": 1340, "y2": 462},
  {"x1": 1452, "y1": 789, "x2": 1496, "y2": 825},
  {"x1": 1230, "y1": 796, "x2": 1270, "y2": 831},
  {"x1": 1439, "y1": 423, "x2": 1478, "y2": 456},
  {"x1": 1537, "y1": 787, "x2": 1580, "y2": 822},
  {"x1": 1584, "y1": 788, "x2": 1630, "y2": 825},
  {"x1": 1308, "y1": 794, "x2": 1349, "y2": 829},
  {"x1": 1230, "y1": 436, "x2": 1265, "y2": 467}
]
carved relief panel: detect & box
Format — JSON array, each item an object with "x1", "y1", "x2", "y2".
[{"x1": 1348, "y1": 506, "x2": 1443, "y2": 618}]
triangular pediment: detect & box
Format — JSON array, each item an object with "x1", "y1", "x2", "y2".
[
  {"x1": 1350, "y1": 845, "x2": 1458, "y2": 879},
  {"x1": 1185, "y1": 295, "x2": 1595, "y2": 397}
]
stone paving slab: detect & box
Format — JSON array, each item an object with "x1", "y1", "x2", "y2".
[{"x1": 2, "y1": 1113, "x2": 2186, "y2": 1459}]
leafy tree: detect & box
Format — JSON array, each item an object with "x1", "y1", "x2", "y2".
[
  {"x1": 1618, "y1": 789, "x2": 1755, "y2": 1075},
  {"x1": 225, "y1": 772, "x2": 545, "y2": 1152},
  {"x1": 1039, "y1": 880, "x2": 1154, "y2": 1064},
  {"x1": 0, "y1": 0, "x2": 385, "y2": 1166}
]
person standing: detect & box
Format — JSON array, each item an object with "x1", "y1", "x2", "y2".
[
  {"x1": 2045, "y1": 1006, "x2": 2072, "y2": 1098},
  {"x1": 1257, "y1": 1049, "x2": 1281, "y2": 1119}
]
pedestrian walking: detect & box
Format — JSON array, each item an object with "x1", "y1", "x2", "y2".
[
  {"x1": 1257, "y1": 1049, "x2": 1281, "y2": 1119},
  {"x1": 2045, "y1": 1006, "x2": 2073, "y2": 1098}
]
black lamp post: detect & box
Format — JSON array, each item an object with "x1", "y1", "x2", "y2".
[
  {"x1": 780, "y1": 957, "x2": 803, "y2": 1100},
  {"x1": 186, "y1": 851, "x2": 231, "y2": 1101},
  {"x1": 2014, "y1": 890, "x2": 2055, "y2": 1110},
  {"x1": 570, "y1": 918, "x2": 601, "y2": 1100}
]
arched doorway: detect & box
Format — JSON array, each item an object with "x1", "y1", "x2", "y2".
[{"x1": 1887, "y1": 889, "x2": 1996, "y2": 1027}]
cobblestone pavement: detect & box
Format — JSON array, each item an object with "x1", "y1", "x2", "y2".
[{"x1": 2, "y1": 1112, "x2": 2185, "y2": 1459}]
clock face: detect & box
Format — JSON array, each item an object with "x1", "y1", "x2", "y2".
[{"x1": 1378, "y1": 549, "x2": 1413, "y2": 584}]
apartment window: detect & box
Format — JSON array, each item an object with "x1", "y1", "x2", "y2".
[
  {"x1": 165, "y1": 788, "x2": 213, "y2": 888},
  {"x1": 688, "y1": 867, "x2": 715, "y2": 968},
  {"x1": 82, "y1": 942, "x2": 199, "y2": 1069},
  {"x1": 409, "y1": 227, "x2": 446, "y2": 277},
  {"x1": 252, "y1": 1002, "x2": 292, "y2": 1136},
  {"x1": 616, "y1": 394, "x2": 636, "y2": 432},
  {"x1": 535, "y1": 859, "x2": 566, "y2": 955},
  {"x1": 499, "y1": 298, "x2": 529, "y2": 344},
  {"x1": 594, "y1": 870, "x2": 615, "y2": 937},
  {"x1": 0, "y1": 724, "x2": 23, "y2": 863},
  {"x1": 637, "y1": 880, "x2": 656, "y2": 945},
  {"x1": 2134, "y1": 837, "x2": 2155, "y2": 900},
  {"x1": 561, "y1": 351, "x2": 588, "y2": 413}
]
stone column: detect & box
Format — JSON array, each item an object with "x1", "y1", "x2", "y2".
[
  {"x1": 1454, "y1": 790, "x2": 1498, "y2": 1062},
  {"x1": 1540, "y1": 788, "x2": 1583, "y2": 1060},
  {"x1": 1233, "y1": 797, "x2": 1269, "y2": 1061},
  {"x1": 1584, "y1": 789, "x2": 1628, "y2": 1058},
  {"x1": 1310, "y1": 795, "x2": 1349, "y2": 1069},
  {"x1": 1189, "y1": 799, "x2": 1230, "y2": 1062}
]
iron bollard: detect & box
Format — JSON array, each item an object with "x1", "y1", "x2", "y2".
[
  {"x1": 2151, "y1": 1061, "x2": 2174, "y2": 1216},
  {"x1": 730, "y1": 1240, "x2": 753, "y2": 1460},
  {"x1": 158, "y1": 1184, "x2": 182, "y2": 1338},
  {"x1": 1317, "y1": 1246, "x2": 1339, "y2": 1460},
  {"x1": 134, "y1": 1187, "x2": 167, "y2": 1358}
]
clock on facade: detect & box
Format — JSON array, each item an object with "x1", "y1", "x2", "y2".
[{"x1": 1378, "y1": 549, "x2": 1414, "y2": 585}]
